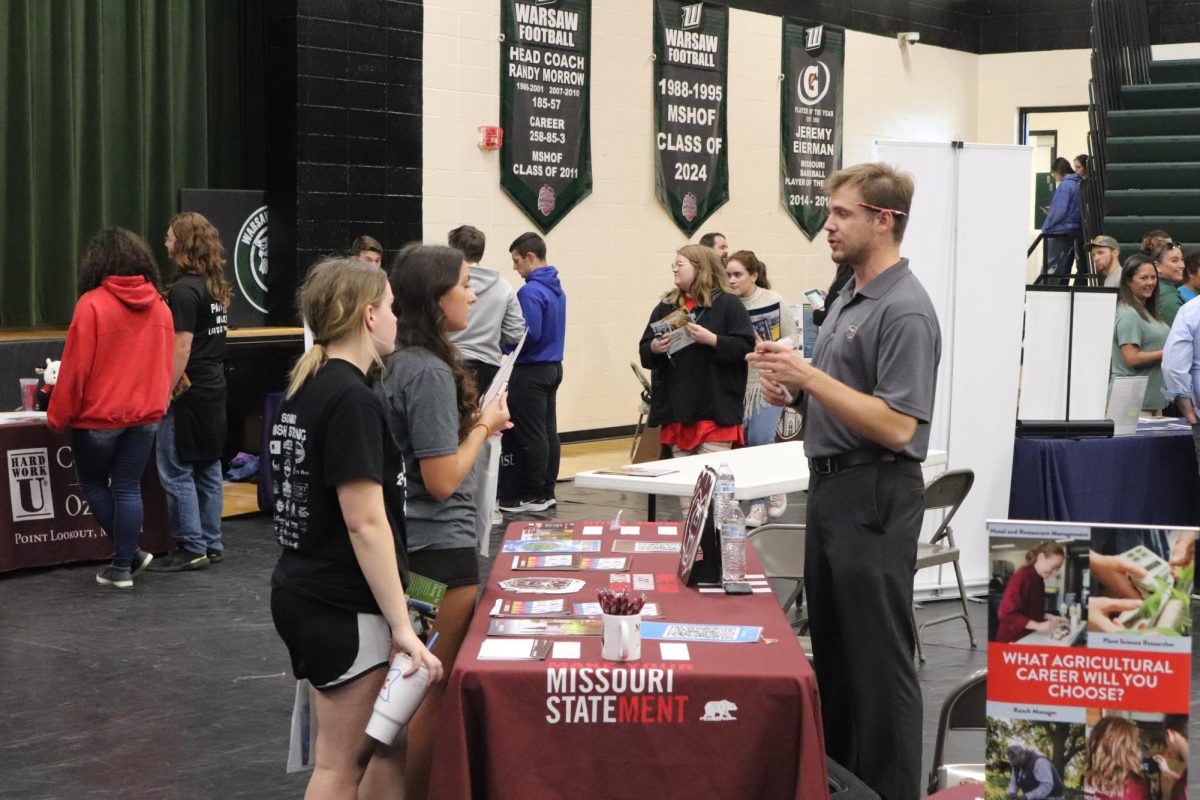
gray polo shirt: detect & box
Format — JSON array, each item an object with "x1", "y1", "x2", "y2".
[{"x1": 803, "y1": 258, "x2": 941, "y2": 461}]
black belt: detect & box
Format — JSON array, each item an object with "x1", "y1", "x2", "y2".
[{"x1": 808, "y1": 451, "x2": 907, "y2": 477}]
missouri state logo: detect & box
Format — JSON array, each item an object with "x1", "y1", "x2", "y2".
[{"x1": 234, "y1": 205, "x2": 269, "y2": 314}]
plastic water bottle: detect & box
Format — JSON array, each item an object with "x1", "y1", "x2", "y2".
[
  {"x1": 713, "y1": 463, "x2": 736, "y2": 529},
  {"x1": 720, "y1": 505, "x2": 747, "y2": 581}
]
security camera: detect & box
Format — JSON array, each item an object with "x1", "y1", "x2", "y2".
[{"x1": 898, "y1": 31, "x2": 920, "y2": 45}]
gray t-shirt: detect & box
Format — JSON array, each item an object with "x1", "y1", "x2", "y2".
[
  {"x1": 802, "y1": 259, "x2": 941, "y2": 461},
  {"x1": 378, "y1": 347, "x2": 484, "y2": 551}
]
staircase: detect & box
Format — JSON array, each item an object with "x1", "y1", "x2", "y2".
[{"x1": 1100, "y1": 58, "x2": 1200, "y2": 255}]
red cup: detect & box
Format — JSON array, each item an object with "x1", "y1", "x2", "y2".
[{"x1": 20, "y1": 379, "x2": 38, "y2": 411}]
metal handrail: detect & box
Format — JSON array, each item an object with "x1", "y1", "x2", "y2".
[{"x1": 1084, "y1": 0, "x2": 1151, "y2": 241}]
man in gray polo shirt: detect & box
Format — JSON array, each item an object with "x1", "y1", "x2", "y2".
[{"x1": 748, "y1": 162, "x2": 940, "y2": 800}]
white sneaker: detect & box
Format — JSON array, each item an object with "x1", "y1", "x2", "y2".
[
  {"x1": 745, "y1": 503, "x2": 768, "y2": 528},
  {"x1": 491, "y1": 507, "x2": 503, "y2": 526},
  {"x1": 767, "y1": 494, "x2": 788, "y2": 519}
]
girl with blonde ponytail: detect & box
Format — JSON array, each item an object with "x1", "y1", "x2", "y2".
[{"x1": 269, "y1": 257, "x2": 443, "y2": 798}]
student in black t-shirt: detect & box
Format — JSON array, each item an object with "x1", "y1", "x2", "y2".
[
  {"x1": 377, "y1": 244, "x2": 511, "y2": 799},
  {"x1": 151, "y1": 212, "x2": 230, "y2": 572},
  {"x1": 270, "y1": 257, "x2": 443, "y2": 798}
]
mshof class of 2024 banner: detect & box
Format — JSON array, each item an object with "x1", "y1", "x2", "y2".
[{"x1": 652, "y1": 1, "x2": 729, "y2": 236}]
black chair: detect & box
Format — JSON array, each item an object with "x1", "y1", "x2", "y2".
[
  {"x1": 927, "y1": 668, "x2": 987, "y2": 795},
  {"x1": 913, "y1": 469, "x2": 977, "y2": 662},
  {"x1": 829, "y1": 756, "x2": 880, "y2": 800}
]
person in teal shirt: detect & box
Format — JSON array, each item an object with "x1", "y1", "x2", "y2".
[
  {"x1": 1154, "y1": 241, "x2": 1185, "y2": 325},
  {"x1": 1111, "y1": 257, "x2": 1169, "y2": 412},
  {"x1": 1178, "y1": 251, "x2": 1200, "y2": 304}
]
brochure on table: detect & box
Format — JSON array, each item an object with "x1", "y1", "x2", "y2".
[{"x1": 985, "y1": 519, "x2": 1194, "y2": 800}]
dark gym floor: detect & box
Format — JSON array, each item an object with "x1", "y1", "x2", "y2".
[{"x1": 0, "y1": 483, "x2": 1194, "y2": 799}]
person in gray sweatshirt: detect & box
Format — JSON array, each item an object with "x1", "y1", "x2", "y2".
[
  {"x1": 447, "y1": 225, "x2": 526, "y2": 392},
  {"x1": 447, "y1": 225, "x2": 525, "y2": 530}
]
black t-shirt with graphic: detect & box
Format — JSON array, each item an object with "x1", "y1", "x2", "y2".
[
  {"x1": 269, "y1": 358, "x2": 409, "y2": 613},
  {"x1": 167, "y1": 274, "x2": 227, "y2": 389}
]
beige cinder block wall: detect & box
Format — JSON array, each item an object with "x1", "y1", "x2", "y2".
[{"x1": 423, "y1": 0, "x2": 1090, "y2": 433}]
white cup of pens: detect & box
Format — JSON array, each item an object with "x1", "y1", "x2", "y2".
[
  {"x1": 599, "y1": 588, "x2": 644, "y2": 662},
  {"x1": 366, "y1": 631, "x2": 439, "y2": 744}
]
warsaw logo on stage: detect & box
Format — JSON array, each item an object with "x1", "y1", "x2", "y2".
[{"x1": 234, "y1": 206, "x2": 269, "y2": 314}]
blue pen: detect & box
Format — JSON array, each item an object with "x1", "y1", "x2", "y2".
[{"x1": 427, "y1": 631, "x2": 440, "y2": 652}]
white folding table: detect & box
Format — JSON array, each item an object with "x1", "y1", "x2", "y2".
[{"x1": 574, "y1": 441, "x2": 948, "y2": 518}]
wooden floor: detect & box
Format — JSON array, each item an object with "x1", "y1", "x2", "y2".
[
  {"x1": 220, "y1": 436, "x2": 638, "y2": 517},
  {"x1": 221, "y1": 482, "x2": 261, "y2": 518},
  {"x1": 557, "y1": 436, "x2": 635, "y2": 480}
]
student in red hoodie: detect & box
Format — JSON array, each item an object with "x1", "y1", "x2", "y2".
[{"x1": 48, "y1": 228, "x2": 175, "y2": 588}]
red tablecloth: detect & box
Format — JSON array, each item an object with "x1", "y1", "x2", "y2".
[
  {"x1": 428, "y1": 521, "x2": 827, "y2": 800},
  {"x1": 0, "y1": 420, "x2": 170, "y2": 571}
]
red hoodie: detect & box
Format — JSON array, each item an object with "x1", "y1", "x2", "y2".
[{"x1": 47, "y1": 276, "x2": 175, "y2": 432}]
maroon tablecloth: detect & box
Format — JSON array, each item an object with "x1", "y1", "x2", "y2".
[
  {"x1": 428, "y1": 521, "x2": 827, "y2": 800},
  {"x1": 0, "y1": 420, "x2": 170, "y2": 572}
]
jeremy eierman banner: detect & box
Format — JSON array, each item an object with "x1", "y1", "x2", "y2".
[
  {"x1": 500, "y1": 0, "x2": 592, "y2": 232},
  {"x1": 781, "y1": 19, "x2": 844, "y2": 240},
  {"x1": 653, "y1": 1, "x2": 728, "y2": 236}
]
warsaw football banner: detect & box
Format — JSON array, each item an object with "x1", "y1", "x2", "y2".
[
  {"x1": 984, "y1": 520, "x2": 1193, "y2": 800},
  {"x1": 653, "y1": 1, "x2": 729, "y2": 236},
  {"x1": 500, "y1": 0, "x2": 592, "y2": 232},
  {"x1": 780, "y1": 19, "x2": 843, "y2": 240}
]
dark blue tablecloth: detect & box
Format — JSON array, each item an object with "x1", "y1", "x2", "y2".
[{"x1": 1009, "y1": 425, "x2": 1200, "y2": 525}]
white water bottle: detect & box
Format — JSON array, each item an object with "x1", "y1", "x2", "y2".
[
  {"x1": 713, "y1": 463, "x2": 736, "y2": 529},
  {"x1": 365, "y1": 652, "x2": 431, "y2": 744},
  {"x1": 720, "y1": 504, "x2": 747, "y2": 581}
]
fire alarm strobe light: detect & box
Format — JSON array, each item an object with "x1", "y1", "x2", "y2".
[{"x1": 478, "y1": 125, "x2": 503, "y2": 151}]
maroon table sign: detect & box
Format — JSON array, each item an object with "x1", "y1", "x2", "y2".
[
  {"x1": 1, "y1": 421, "x2": 170, "y2": 572},
  {"x1": 677, "y1": 466, "x2": 721, "y2": 586}
]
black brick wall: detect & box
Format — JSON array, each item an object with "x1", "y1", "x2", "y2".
[{"x1": 264, "y1": 0, "x2": 422, "y2": 324}]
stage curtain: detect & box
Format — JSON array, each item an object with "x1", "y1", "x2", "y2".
[{"x1": 0, "y1": 0, "x2": 262, "y2": 327}]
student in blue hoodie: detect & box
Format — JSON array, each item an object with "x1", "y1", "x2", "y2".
[
  {"x1": 1042, "y1": 157, "x2": 1082, "y2": 284},
  {"x1": 498, "y1": 232, "x2": 567, "y2": 513}
]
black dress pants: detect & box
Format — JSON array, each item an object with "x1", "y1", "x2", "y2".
[
  {"x1": 464, "y1": 360, "x2": 499, "y2": 400},
  {"x1": 805, "y1": 459, "x2": 925, "y2": 800},
  {"x1": 499, "y1": 361, "x2": 562, "y2": 501}
]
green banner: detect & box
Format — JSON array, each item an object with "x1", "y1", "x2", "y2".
[
  {"x1": 653, "y1": 1, "x2": 729, "y2": 236},
  {"x1": 780, "y1": 19, "x2": 844, "y2": 240},
  {"x1": 500, "y1": 0, "x2": 592, "y2": 232}
]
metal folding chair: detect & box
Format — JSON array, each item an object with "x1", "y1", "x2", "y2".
[
  {"x1": 629, "y1": 362, "x2": 652, "y2": 460},
  {"x1": 748, "y1": 523, "x2": 808, "y2": 641},
  {"x1": 927, "y1": 668, "x2": 987, "y2": 794},
  {"x1": 913, "y1": 468, "x2": 977, "y2": 662}
]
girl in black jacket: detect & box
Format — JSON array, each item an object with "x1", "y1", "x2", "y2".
[{"x1": 639, "y1": 244, "x2": 754, "y2": 474}]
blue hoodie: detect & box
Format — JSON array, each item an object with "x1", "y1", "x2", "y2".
[
  {"x1": 1042, "y1": 173, "x2": 1082, "y2": 235},
  {"x1": 514, "y1": 266, "x2": 566, "y2": 363}
]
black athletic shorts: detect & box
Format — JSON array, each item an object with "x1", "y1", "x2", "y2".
[
  {"x1": 408, "y1": 546, "x2": 480, "y2": 589},
  {"x1": 271, "y1": 587, "x2": 390, "y2": 690}
]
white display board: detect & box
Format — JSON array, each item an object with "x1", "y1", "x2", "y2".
[
  {"x1": 1018, "y1": 288, "x2": 1116, "y2": 420},
  {"x1": 874, "y1": 140, "x2": 1031, "y2": 595}
]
